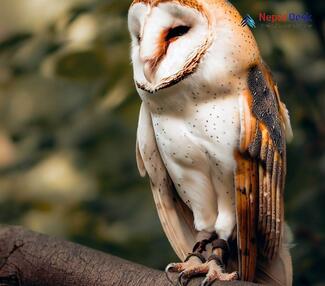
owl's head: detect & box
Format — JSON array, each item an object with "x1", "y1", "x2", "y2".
[{"x1": 128, "y1": 0, "x2": 259, "y2": 94}]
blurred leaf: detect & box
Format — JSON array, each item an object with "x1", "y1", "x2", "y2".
[
  {"x1": 55, "y1": 49, "x2": 107, "y2": 79},
  {"x1": 0, "y1": 33, "x2": 32, "y2": 52}
]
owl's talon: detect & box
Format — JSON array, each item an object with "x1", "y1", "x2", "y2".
[
  {"x1": 171, "y1": 259, "x2": 238, "y2": 286},
  {"x1": 177, "y1": 262, "x2": 210, "y2": 286},
  {"x1": 165, "y1": 263, "x2": 180, "y2": 273},
  {"x1": 165, "y1": 253, "x2": 205, "y2": 285},
  {"x1": 166, "y1": 236, "x2": 239, "y2": 285},
  {"x1": 200, "y1": 277, "x2": 211, "y2": 286},
  {"x1": 178, "y1": 272, "x2": 190, "y2": 286},
  {"x1": 166, "y1": 257, "x2": 238, "y2": 285},
  {"x1": 165, "y1": 264, "x2": 177, "y2": 284},
  {"x1": 199, "y1": 260, "x2": 239, "y2": 285},
  {"x1": 180, "y1": 263, "x2": 209, "y2": 278}
]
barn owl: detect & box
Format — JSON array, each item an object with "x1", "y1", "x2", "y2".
[{"x1": 128, "y1": 0, "x2": 293, "y2": 285}]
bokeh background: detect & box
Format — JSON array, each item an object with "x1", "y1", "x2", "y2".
[{"x1": 0, "y1": 0, "x2": 323, "y2": 285}]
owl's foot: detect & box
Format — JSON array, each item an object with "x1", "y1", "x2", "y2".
[
  {"x1": 165, "y1": 253, "x2": 206, "y2": 286},
  {"x1": 165, "y1": 238, "x2": 239, "y2": 286},
  {"x1": 199, "y1": 258, "x2": 239, "y2": 285},
  {"x1": 165, "y1": 233, "x2": 215, "y2": 285},
  {"x1": 200, "y1": 239, "x2": 239, "y2": 285}
]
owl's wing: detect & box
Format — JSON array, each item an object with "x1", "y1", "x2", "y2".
[
  {"x1": 136, "y1": 102, "x2": 197, "y2": 261},
  {"x1": 235, "y1": 64, "x2": 292, "y2": 281}
]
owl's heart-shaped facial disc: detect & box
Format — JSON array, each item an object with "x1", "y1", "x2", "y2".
[{"x1": 128, "y1": 1, "x2": 210, "y2": 92}]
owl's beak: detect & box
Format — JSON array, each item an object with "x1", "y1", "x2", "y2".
[{"x1": 143, "y1": 61, "x2": 154, "y2": 83}]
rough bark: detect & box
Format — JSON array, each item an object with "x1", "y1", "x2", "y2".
[{"x1": 0, "y1": 225, "x2": 258, "y2": 286}]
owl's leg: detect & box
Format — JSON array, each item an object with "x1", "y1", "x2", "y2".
[{"x1": 165, "y1": 231, "x2": 216, "y2": 285}]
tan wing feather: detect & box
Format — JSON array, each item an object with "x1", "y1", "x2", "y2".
[
  {"x1": 136, "y1": 102, "x2": 197, "y2": 260},
  {"x1": 236, "y1": 64, "x2": 292, "y2": 282},
  {"x1": 255, "y1": 223, "x2": 293, "y2": 286}
]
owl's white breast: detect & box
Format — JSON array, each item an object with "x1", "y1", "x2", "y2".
[
  {"x1": 151, "y1": 93, "x2": 240, "y2": 171},
  {"x1": 144, "y1": 83, "x2": 241, "y2": 232}
]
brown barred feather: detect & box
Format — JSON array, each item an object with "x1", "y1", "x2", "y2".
[
  {"x1": 235, "y1": 152, "x2": 257, "y2": 281},
  {"x1": 249, "y1": 161, "x2": 258, "y2": 275},
  {"x1": 258, "y1": 165, "x2": 264, "y2": 229},
  {"x1": 244, "y1": 159, "x2": 250, "y2": 280},
  {"x1": 266, "y1": 150, "x2": 278, "y2": 255},
  {"x1": 236, "y1": 63, "x2": 289, "y2": 281}
]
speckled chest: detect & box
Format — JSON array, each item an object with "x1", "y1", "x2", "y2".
[{"x1": 149, "y1": 90, "x2": 241, "y2": 179}]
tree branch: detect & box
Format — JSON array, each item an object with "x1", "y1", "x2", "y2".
[{"x1": 0, "y1": 225, "x2": 258, "y2": 286}]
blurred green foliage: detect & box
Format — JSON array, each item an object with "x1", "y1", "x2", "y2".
[{"x1": 0, "y1": 0, "x2": 323, "y2": 285}]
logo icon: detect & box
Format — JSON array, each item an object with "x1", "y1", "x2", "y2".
[{"x1": 241, "y1": 14, "x2": 256, "y2": 28}]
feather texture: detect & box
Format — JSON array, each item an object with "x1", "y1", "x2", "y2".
[
  {"x1": 136, "y1": 103, "x2": 197, "y2": 260},
  {"x1": 236, "y1": 63, "x2": 292, "y2": 282}
]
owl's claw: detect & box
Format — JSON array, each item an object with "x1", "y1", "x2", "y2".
[
  {"x1": 165, "y1": 256, "x2": 238, "y2": 286},
  {"x1": 165, "y1": 254, "x2": 205, "y2": 285},
  {"x1": 199, "y1": 260, "x2": 239, "y2": 286},
  {"x1": 178, "y1": 262, "x2": 209, "y2": 285},
  {"x1": 166, "y1": 238, "x2": 239, "y2": 286},
  {"x1": 165, "y1": 263, "x2": 183, "y2": 285},
  {"x1": 178, "y1": 272, "x2": 190, "y2": 286},
  {"x1": 198, "y1": 239, "x2": 239, "y2": 285}
]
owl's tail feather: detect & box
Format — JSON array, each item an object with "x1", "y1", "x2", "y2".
[{"x1": 255, "y1": 224, "x2": 293, "y2": 286}]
